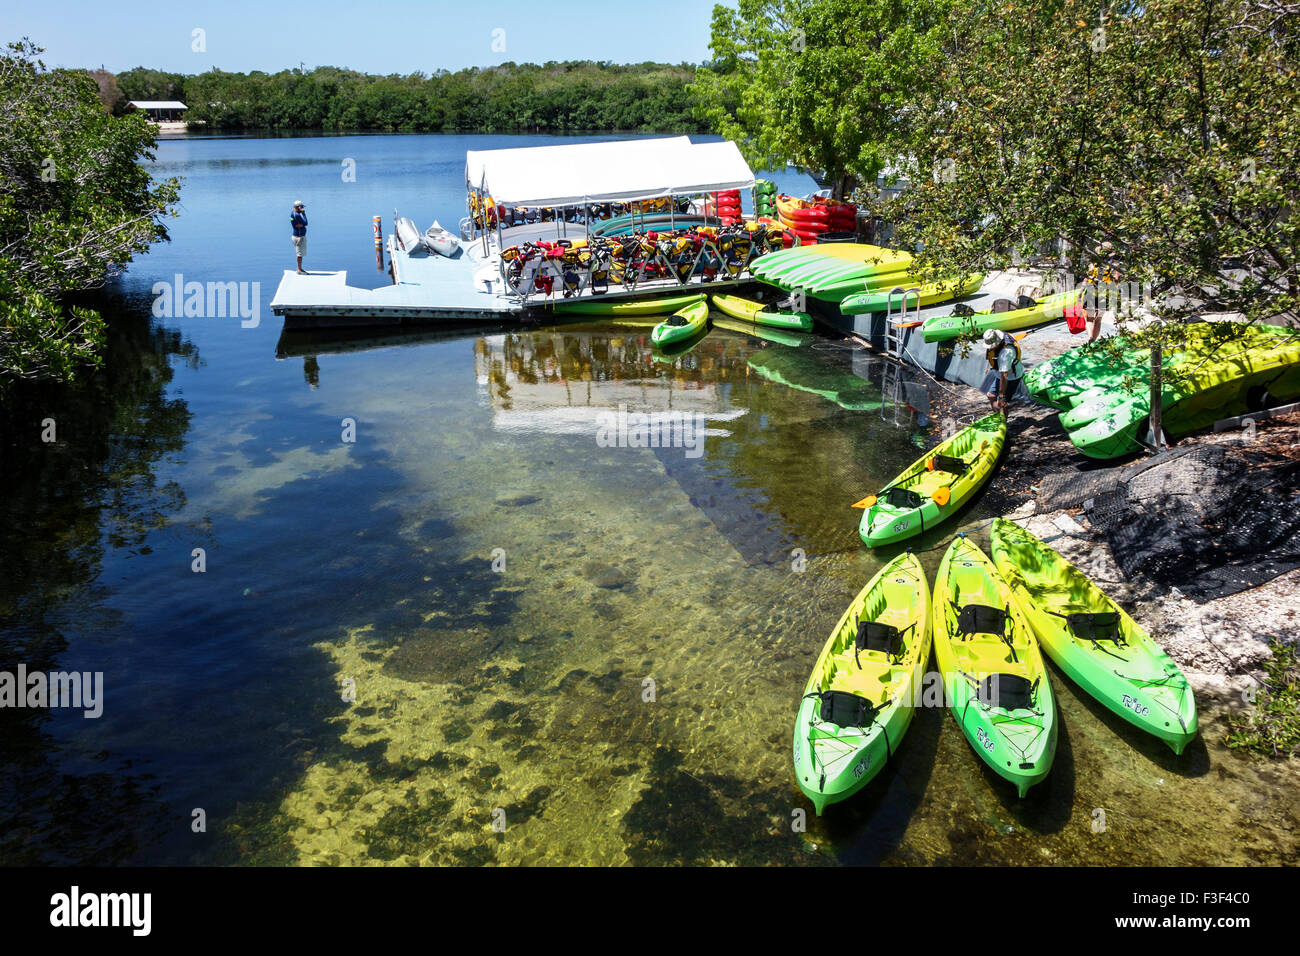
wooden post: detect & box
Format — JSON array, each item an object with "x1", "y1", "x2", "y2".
[{"x1": 1149, "y1": 335, "x2": 1166, "y2": 452}]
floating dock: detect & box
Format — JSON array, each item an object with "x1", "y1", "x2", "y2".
[
  {"x1": 271, "y1": 233, "x2": 755, "y2": 330},
  {"x1": 269, "y1": 238, "x2": 519, "y2": 328}
]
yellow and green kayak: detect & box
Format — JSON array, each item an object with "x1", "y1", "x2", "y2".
[
  {"x1": 710, "y1": 315, "x2": 806, "y2": 347},
  {"x1": 857, "y1": 413, "x2": 1006, "y2": 547},
  {"x1": 840, "y1": 274, "x2": 985, "y2": 315},
  {"x1": 553, "y1": 292, "x2": 704, "y2": 317},
  {"x1": 990, "y1": 518, "x2": 1198, "y2": 754},
  {"x1": 922, "y1": 290, "x2": 1084, "y2": 343},
  {"x1": 710, "y1": 294, "x2": 813, "y2": 332},
  {"x1": 934, "y1": 535, "x2": 1057, "y2": 798},
  {"x1": 650, "y1": 298, "x2": 709, "y2": 347},
  {"x1": 793, "y1": 552, "x2": 932, "y2": 814}
]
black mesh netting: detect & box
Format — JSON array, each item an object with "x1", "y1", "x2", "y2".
[{"x1": 1091, "y1": 445, "x2": 1300, "y2": 602}]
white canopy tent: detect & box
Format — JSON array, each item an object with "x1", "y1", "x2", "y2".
[{"x1": 464, "y1": 137, "x2": 755, "y2": 208}]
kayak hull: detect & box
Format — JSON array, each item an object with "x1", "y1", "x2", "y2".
[
  {"x1": 651, "y1": 299, "x2": 709, "y2": 347},
  {"x1": 841, "y1": 274, "x2": 985, "y2": 315},
  {"x1": 554, "y1": 292, "x2": 704, "y2": 317}
]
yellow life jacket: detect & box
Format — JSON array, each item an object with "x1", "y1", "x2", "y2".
[{"x1": 987, "y1": 335, "x2": 1022, "y2": 369}]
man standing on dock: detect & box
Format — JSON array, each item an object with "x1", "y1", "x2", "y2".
[{"x1": 290, "y1": 200, "x2": 308, "y2": 274}]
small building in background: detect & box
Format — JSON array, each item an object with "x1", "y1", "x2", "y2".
[{"x1": 126, "y1": 100, "x2": 188, "y2": 134}]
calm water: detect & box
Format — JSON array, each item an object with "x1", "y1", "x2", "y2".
[{"x1": 0, "y1": 133, "x2": 1295, "y2": 866}]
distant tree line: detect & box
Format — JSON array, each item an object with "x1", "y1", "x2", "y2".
[{"x1": 116, "y1": 61, "x2": 708, "y2": 133}]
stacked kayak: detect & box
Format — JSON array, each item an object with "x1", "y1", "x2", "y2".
[
  {"x1": 841, "y1": 273, "x2": 985, "y2": 316},
  {"x1": 751, "y1": 243, "x2": 914, "y2": 298},
  {"x1": 754, "y1": 180, "x2": 777, "y2": 220},
  {"x1": 711, "y1": 293, "x2": 813, "y2": 332},
  {"x1": 650, "y1": 298, "x2": 709, "y2": 347},
  {"x1": 554, "y1": 292, "x2": 705, "y2": 317},
  {"x1": 857, "y1": 414, "x2": 1006, "y2": 547},
  {"x1": 711, "y1": 189, "x2": 743, "y2": 225},
  {"x1": 775, "y1": 194, "x2": 857, "y2": 243},
  {"x1": 933, "y1": 536, "x2": 1057, "y2": 797},
  {"x1": 590, "y1": 213, "x2": 713, "y2": 237},
  {"x1": 990, "y1": 519, "x2": 1198, "y2": 754},
  {"x1": 793, "y1": 553, "x2": 932, "y2": 814},
  {"x1": 1027, "y1": 322, "x2": 1300, "y2": 458},
  {"x1": 922, "y1": 290, "x2": 1084, "y2": 343}
]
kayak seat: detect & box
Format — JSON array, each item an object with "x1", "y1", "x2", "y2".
[
  {"x1": 1051, "y1": 609, "x2": 1124, "y2": 644},
  {"x1": 814, "y1": 690, "x2": 879, "y2": 729},
  {"x1": 954, "y1": 603, "x2": 1008, "y2": 638},
  {"x1": 857, "y1": 620, "x2": 903, "y2": 656},
  {"x1": 883, "y1": 486, "x2": 924, "y2": 510},
  {"x1": 977, "y1": 673, "x2": 1038, "y2": 712},
  {"x1": 929, "y1": 453, "x2": 967, "y2": 476}
]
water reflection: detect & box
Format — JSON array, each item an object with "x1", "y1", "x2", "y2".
[{"x1": 0, "y1": 292, "x2": 198, "y2": 864}]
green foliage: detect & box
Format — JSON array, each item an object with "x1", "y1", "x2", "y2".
[
  {"x1": 0, "y1": 40, "x2": 180, "y2": 394},
  {"x1": 691, "y1": 0, "x2": 951, "y2": 197},
  {"x1": 1226, "y1": 638, "x2": 1300, "y2": 758},
  {"x1": 885, "y1": 0, "x2": 1300, "y2": 326},
  {"x1": 118, "y1": 61, "x2": 707, "y2": 134}
]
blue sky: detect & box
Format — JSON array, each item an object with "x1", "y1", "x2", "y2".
[{"x1": 2, "y1": 1, "x2": 720, "y2": 74}]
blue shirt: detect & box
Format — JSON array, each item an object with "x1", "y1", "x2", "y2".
[{"x1": 290, "y1": 211, "x2": 308, "y2": 236}]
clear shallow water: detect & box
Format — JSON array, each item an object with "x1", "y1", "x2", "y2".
[{"x1": 0, "y1": 133, "x2": 1295, "y2": 866}]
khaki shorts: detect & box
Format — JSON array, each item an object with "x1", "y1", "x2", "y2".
[{"x1": 292, "y1": 235, "x2": 307, "y2": 256}]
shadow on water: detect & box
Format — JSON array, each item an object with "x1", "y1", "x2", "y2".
[
  {"x1": 0, "y1": 291, "x2": 197, "y2": 863},
  {"x1": 1047, "y1": 657, "x2": 1211, "y2": 779},
  {"x1": 828, "y1": 696, "x2": 945, "y2": 866},
  {"x1": 275, "y1": 321, "x2": 511, "y2": 360},
  {"x1": 974, "y1": 681, "x2": 1076, "y2": 836}
]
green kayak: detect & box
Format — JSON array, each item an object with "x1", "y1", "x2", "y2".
[
  {"x1": 794, "y1": 552, "x2": 932, "y2": 814},
  {"x1": 650, "y1": 298, "x2": 709, "y2": 347},
  {"x1": 710, "y1": 315, "x2": 806, "y2": 347},
  {"x1": 1035, "y1": 323, "x2": 1300, "y2": 458},
  {"x1": 990, "y1": 518, "x2": 1197, "y2": 754},
  {"x1": 840, "y1": 274, "x2": 984, "y2": 315},
  {"x1": 553, "y1": 292, "x2": 704, "y2": 317},
  {"x1": 711, "y1": 294, "x2": 814, "y2": 331},
  {"x1": 922, "y1": 290, "x2": 1084, "y2": 343},
  {"x1": 934, "y1": 535, "x2": 1058, "y2": 798}
]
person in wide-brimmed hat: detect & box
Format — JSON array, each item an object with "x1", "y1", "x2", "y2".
[
  {"x1": 981, "y1": 328, "x2": 1025, "y2": 413},
  {"x1": 290, "y1": 200, "x2": 308, "y2": 274}
]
